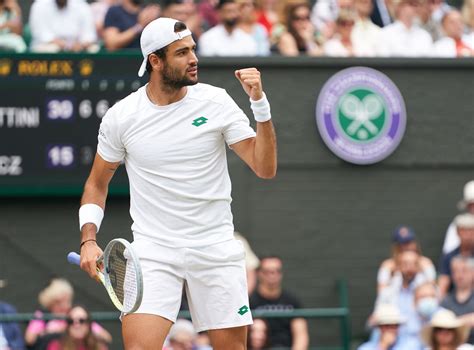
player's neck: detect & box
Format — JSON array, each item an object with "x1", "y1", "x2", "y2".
[{"x1": 146, "y1": 81, "x2": 188, "y2": 106}]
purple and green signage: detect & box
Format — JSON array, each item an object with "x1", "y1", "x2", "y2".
[{"x1": 316, "y1": 67, "x2": 406, "y2": 165}]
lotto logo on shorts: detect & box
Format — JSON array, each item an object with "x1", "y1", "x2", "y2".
[
  {"x1": 192, "y1": 117, "x2": 208, "y2": 127},
  {"x1": 238, "y1": 305, "x2": 249, "y2": 316}
]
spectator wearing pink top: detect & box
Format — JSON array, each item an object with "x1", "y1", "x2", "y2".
[
  {"x1": 25, "y1": 278, "x2": 111, "y2": 348},
  {"x1": 46, "y1": 305, "x2": 108, "y2": 350}
]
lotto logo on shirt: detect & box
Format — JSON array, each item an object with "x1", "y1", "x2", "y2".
[{"x1": 315, "y1": 67, "x2": 406, "y2": 165}]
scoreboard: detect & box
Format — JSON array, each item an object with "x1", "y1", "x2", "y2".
[{"x1": 0, "y1": 53, "x2": 146, "y2": 196}]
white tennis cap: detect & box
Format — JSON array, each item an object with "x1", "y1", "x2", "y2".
[{"x1": 137, "y1": 17, "x2": 192, "y2": 77}]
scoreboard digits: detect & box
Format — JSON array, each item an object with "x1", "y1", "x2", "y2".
[{"x1": 0, "y1": 54, "x2": 140, "y2": 195}]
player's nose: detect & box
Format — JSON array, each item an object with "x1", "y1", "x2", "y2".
[{"x1": 189, "y1": 51, "x2": 198, "y2": 64}]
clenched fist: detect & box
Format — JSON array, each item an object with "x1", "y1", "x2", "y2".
[{"x1": 235, "y1": 68, "x2": 263, "y2": 101}]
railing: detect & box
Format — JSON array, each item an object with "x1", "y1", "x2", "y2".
[{"x1": 0, "y1": 280, "x2": 350, "y2": 350}]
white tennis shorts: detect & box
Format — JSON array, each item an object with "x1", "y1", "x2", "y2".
[{"x1": 128, "y1": 238, "x2": 253, "y2": 332}]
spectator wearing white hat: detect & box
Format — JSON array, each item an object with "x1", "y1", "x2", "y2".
[
  {"x1": 358, "y1": 304, "x2": 411, "y2": 350},
  {"x1": 438, "y1": 214, "x2": 474, "y2": 300},
  {"x1": 443, "y1": 181, "x2": 474, "y2": 256},
  {"x1": 421, "y1": 309, "x2": 473, "y2": 350}
]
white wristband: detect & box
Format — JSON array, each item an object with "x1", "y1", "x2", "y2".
[
  {"x1": 79, "y1": 204, "x2": 104, "y2": 233},
  {"x1": 250, "y1": 93, "x2": 271, "y2": 123}
]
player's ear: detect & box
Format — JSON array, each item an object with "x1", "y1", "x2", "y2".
[{"x1": 148, "y1": 54, "x2": 163, "y2": 72}]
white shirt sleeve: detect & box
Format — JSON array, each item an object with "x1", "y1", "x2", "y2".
[
  {"x1": 422, "y1": 263, "x2": 436, "y2": 282},
  {"x1": 29, "y1": 2, "x2": 56, "y2": 44},
  {"x1": 220, "y1": 92, "x2": 256, "y2": 146},
  {"x1": 377, "y1": 265, "x2": 392, "y2": 284},
  {"x1": 443, "y1": 221, "x2": 460, "y2": 254},
  {"x1": 78, "y1": 3, "x2": 97, "y2": 44},
  {"x1": 97, "y1": 108, "x2": 125, "y2": 162},
  {"x1": 198, "y1": 31, "x2": 215, "y2": 56}
]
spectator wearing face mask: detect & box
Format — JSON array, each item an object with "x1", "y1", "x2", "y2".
[
  {"x1": 198, "y1": 0, "x2": 258, "y2": 56},
  {"x1": 29, "y1": 0, "x2": 99, "y2": 52},
  {"x1": 102, "y1": 0, "x2": 160, "y2": 50},
  {"x1": 415, "y1": 282, "x2": 441, "y2": 325},
  {"x1": 441, "y1": 256, "x2": 474, "y2": 344}
]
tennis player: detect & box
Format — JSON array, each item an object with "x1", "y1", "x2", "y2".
[{"x1": 78, "y1": 16, "x2": 277, "y2": 349}]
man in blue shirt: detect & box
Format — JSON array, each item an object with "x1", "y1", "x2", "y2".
[
  {"x1": 103, "y1": 0, "x2": 160, "y2": 50},
  {"x1": 0, "y1": 301, "x2": 25, "y2": 350}
]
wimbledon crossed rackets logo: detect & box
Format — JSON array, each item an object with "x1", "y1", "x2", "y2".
[
  {"x1": 316, "y1": 67, "x2": 406, "y2": 165},
  {"x1": 338, "y1": 90, "x2": 385, "y2": 142}
]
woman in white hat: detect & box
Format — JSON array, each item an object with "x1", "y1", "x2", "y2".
[{"x1": 422, "y1": 309, "x2": 473, "y2": 350}]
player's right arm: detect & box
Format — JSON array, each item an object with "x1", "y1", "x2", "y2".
[{"x1": 79, "y1": 154, "x2": 121, "y2": 280}]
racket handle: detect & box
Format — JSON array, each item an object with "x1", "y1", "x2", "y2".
[{"x1": 67, "y1": 252, "x2": 80, "y2": 265}]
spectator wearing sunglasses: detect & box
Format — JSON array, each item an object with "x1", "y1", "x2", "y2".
[
  {"x1": 46, "y1": 305, "x2": 108, "y2": 350},
  {"x1": 275, "y1": 1, "x2": 322, "y2": 56},
  {"x1": 26, "y1": 279, "x2": 111, "y2": 349},
  {"x1": 323, "y1": 9, "x2": 358, "y2": 56}
]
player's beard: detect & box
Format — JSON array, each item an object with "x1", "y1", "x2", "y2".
[{"x1": 161, "y1": 61, "x2": 198, "y2": 91}]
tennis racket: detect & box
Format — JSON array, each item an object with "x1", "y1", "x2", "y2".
[{"x1": 67, "y1": 238, "x2": 143, "y2": 313}]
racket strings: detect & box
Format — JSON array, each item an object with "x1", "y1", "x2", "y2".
[{"x1": 107, "y1": 243, "x2": 138, "y2": 312}]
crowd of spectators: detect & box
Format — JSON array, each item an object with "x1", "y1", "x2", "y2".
[
  {"x1": 358, "y1": 180, "x2": 474, "y2": 349},
  {"x1": 1, "y1": 277, "x2": 112, "y2": 350},
  {"x1": 0, "y1": 0, "x2": 472, "y2": 56},
  {"x1": 3, "y1": 180, "x2": 474, "y2": 349}
]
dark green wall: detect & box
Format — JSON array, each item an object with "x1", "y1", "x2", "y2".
[{"x1": 1, "y1": 57, "x2": 474, "y2": 347}]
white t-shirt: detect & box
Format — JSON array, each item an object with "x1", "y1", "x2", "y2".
[
  {"x1": 352, "y1": 19, "x2": 382, "y2": 57},
  {"x1": 29, "y1": 0, "x2": 97, "y2": 49},
  {"x1": 97, "y1": 83, "x2": 256, "y2": 248},
  {"x1": 443, "y1": 221, "x2": 460, "y2": 254},
  {"x1": 198, "y1": 25, "x2": 258, "y2": 56},
  {"x1": 433, "y1": 36, "x2": 474, "y2": 57},
  {"x1": 376, "y1": 21, "x2": 433, "y2": 57}
]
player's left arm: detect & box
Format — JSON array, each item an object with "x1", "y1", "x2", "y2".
[{"x1": 231, "y1": 68, "x2": 277, "y2": 179}]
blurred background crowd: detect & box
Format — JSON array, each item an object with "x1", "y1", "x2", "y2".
[
  {"x1": 0, "y1": 0, "x2": 472, "y2": 57},
  {"x1": 3, "y1": 180, "x2": 474, "y2": 349}
]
